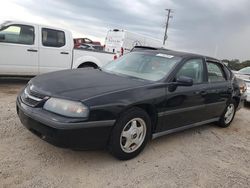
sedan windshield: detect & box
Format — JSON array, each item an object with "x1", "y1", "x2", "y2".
[
  {"x1": 103, "y1": 52, "x2": 181, "y2": 81},
  {"x1": 239, "y1": 67, "x2": 250, "y2": 75}
]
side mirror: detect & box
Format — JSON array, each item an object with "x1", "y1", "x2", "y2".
[
  {"x1": 0, "y1": 34, "x2": 5, "y2": 41},
  {"x1": 168, "y1": 76, "x2": 193, "y2": 92},
  {"x1": 176, "y1": 76, "x2": 193, "y2": 86}
]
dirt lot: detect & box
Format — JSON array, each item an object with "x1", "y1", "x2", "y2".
[{"x1": 0, "y1": 78, "x2": 250, "y2": 188}]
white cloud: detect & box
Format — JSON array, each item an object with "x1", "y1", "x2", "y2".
[
  {"x1": 0, "y1": 0, "x2": 249, "y2": 60},
  {"x1": 0, "y1": 0, "x2": 47, "y2": 25}
]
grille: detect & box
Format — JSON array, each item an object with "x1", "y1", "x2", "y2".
[
  {"x1": 28, "y1": 87, "x2": 46, "y2": 99},
  {"x1": 21, "y1": 86, "x2": 47, "y2": 107}
]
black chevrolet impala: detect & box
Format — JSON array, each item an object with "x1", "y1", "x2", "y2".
[{"x1": 17, "y1": 47, "x2": 244, "y2": 160}]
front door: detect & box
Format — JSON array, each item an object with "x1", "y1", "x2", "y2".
[
  {"x1": 0, "y1": 24, "x2": 38, "y2": 75},
  {"x1": 158, "y1": 58, "x2": 208, "y2": 131}
]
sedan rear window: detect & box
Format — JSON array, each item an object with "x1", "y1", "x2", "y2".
[{"x1": 103, "y1": 52, "x2": 181, "y2": 81}]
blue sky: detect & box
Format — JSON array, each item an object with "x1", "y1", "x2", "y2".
[{"x1": 0, "y1": 0, "x2": 250, "y2": 61}]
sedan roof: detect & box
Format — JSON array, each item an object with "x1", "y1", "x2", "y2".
[{"x1": 132, "y1": 46, "x2": 220, "y2": 62}]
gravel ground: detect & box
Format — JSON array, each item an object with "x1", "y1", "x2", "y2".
[{"x1": 0, "y1": 78, "x2": 250, "y2": 188}]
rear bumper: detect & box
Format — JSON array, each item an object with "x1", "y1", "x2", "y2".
[{"x1": 16, "y1": 97, "x2": 115, "y2": 150}]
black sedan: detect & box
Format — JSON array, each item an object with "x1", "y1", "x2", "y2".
[{"x1": 17, "y1": 47, "x2": 244, "y2": 160}]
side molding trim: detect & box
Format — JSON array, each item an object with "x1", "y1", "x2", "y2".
[{"x1": 152, "y1": 117, "x2": 220, "y2": 139}]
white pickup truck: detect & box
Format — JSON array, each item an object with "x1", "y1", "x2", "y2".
[{"x1": 0, "y1": 21, "x2": 115, "y2": 76}]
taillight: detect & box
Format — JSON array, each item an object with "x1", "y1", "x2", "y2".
[{"x1": 240, "y1": 83, "x2": 247, "y2": 94}]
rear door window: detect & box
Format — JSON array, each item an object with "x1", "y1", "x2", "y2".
[
  {"x1": 42, "y1": 28, "x2": 65, "y2": 47},
  {"x1": 207, "y1": 62, "x2": 226, "y2": 82}
]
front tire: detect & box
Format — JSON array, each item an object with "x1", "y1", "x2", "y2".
[
  {"x1": 109, "y1": 108, "x2": 151, "y2": 160},
  {"x1": 217, "y1": 100, "x2": 236, "y2": 128}
]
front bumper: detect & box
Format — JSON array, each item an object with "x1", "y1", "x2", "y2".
[{"x1": 16, "y1": 97, "x2": 115, "y2": 150}]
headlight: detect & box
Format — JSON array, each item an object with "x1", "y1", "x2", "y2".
[{"x1": 43, "y1": 98, "x2": 89, "y2": 118}]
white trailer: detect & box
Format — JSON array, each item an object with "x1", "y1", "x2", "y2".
[{"x1": 104, "y1": 29, "x2": 163, "y2": 56}]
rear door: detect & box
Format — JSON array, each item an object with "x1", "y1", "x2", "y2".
[
  {"x1": 204, "y1": 61, "x2": 231, "y2": 119},
  {"x1": 39, "y1": 27, "x2": 72, "y2": 74},
  {"x1": 0, "y1": 24, "x2": 38, "y2": 75},
  {"x1": 159, "y1": 58, "x2": 208, "y2": 131},
  {"x1": 104, "y1": 30, "x2": 124, "y2": 54}
]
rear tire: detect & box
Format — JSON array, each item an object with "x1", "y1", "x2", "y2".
[
  {"x1": 109, "y1": 107, "x2": 151, "y2": 160},
  {"x1": 217, "y1": 100, "x2": 236, "y2": 128}
]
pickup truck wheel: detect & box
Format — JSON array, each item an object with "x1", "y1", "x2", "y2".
[
  {"x1": 109, "y1": 108, "x2": 151, "y2": 160},
  {"x1": 217, "y1": 100, "x2": 236, "y2": 128}
]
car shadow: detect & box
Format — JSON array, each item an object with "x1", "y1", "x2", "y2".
[
  {"x1": 244, "y1": 102, "x2": 250, "y2": 109},
  {"x1": 0, "y1": 76, "x2": 31, "y2": 84},
  {"x1": 0, "y1": 77, "x2": 30, "y2": 94},
  {"x1": 31, "y1": 123, "x2": 215, "y2": 164}
]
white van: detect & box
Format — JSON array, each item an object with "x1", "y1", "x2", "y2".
[{"x1": 104, "y1": 29, "x2": 162, "y2": 56}]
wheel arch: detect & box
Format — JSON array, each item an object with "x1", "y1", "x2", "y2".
[
  {"x1": 73, "y1": 55, "x2": 101, "y2": 69},
  {"x1": 78, "y1": 62, "x2": 98, "y2": 69},
  {"x1": 117, "y1": 103, "x2": 158, "y2": 136}
]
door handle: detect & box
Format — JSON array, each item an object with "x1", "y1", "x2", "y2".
[
  {"x1": 60, "y1": 52, "x2": 69, "y2": 55},
  {"x1": 199, "y1": 91, "x2": 208, "y2": 96},
  {"x1": 194, "y1": 90, "x2": 207, "y2": 95},
  {"x1": 27, "y1": 49, "x2": 38, "y2": 52}
]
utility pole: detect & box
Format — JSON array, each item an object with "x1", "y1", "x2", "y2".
[{"x1": 163, "y1": 9, "x2": 173, "y2": 45}]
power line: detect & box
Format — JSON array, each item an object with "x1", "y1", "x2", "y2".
[{"x1": 163, "y1": 9, "x2": 173, "y2": 45}]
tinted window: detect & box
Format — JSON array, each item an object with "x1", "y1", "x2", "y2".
[
  {"x1": 176, "y1": 59, "x2": 204, "y2": 84},
  {"x1": 207, "y1": 62, "x2": 226, "y2": 82},
  {"x1": 0, "y1": 24, "x2": 34, "y2": 45},
  {"x1": 42, "y1": 28, "x2": 65, "y2": 47},
  {"x1": 103, "y1": 52, "x2": 182, "y2": 81}
]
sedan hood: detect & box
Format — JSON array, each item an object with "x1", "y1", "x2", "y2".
[{"x1": 30, "y1": 69, "x2": 151, "y2": 100}]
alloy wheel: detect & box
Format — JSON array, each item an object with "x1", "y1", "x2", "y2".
[
  {"x1": 224, "y1": 104, "x2": 235, "y2": 124},
  {"x1": 120, "y1": 118, "x2": 147, "y2": 153}
]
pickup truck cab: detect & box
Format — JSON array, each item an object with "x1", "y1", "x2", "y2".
[{"x1": 0, "y1": 21, "x2": 114, "y2": 76}]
